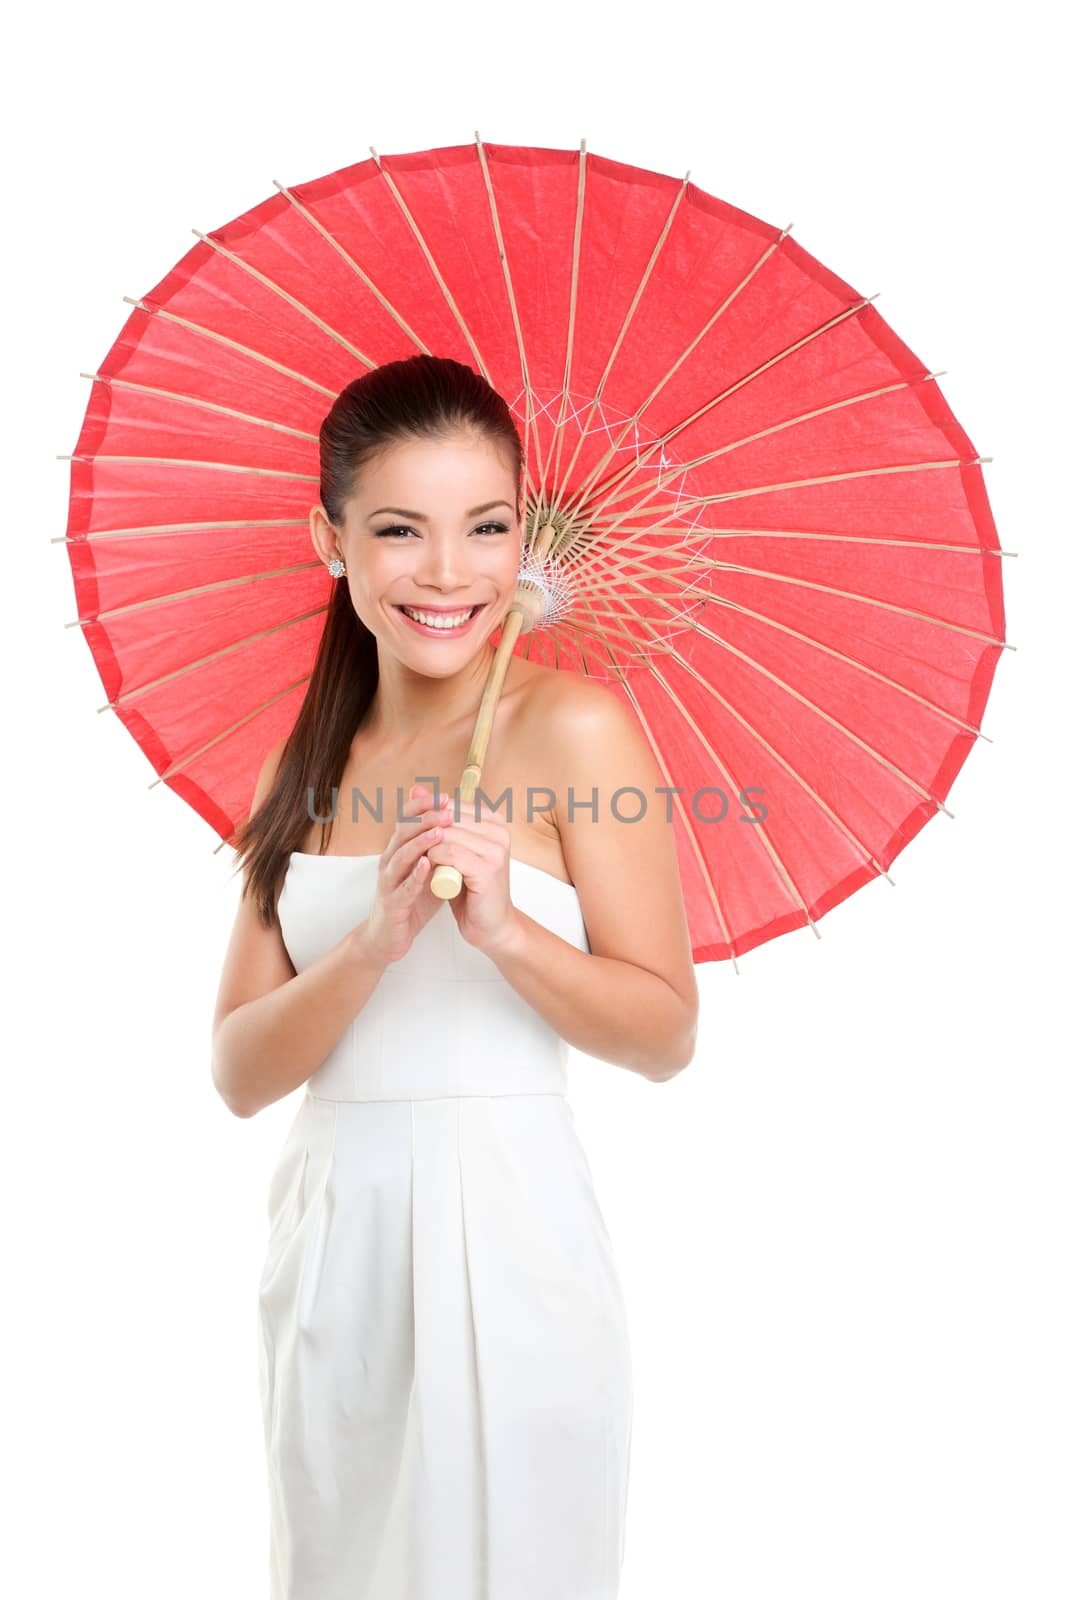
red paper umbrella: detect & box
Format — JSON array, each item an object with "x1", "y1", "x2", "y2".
[{"x1": 58, "y1": 136, "x2": 1010, "y2": 967}]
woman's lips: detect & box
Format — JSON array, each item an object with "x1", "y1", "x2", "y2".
[{"x1": 394, "y1": 603, "x2": 487, "y2": 638}]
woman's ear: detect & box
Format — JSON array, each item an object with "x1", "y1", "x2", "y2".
[{"x1": 309, "y1": 503, "x2": 342, "y2": 569}]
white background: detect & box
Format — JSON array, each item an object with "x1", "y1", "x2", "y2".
[{"x1": 5, "y1": 1, "x2": 1063, "y2": 1595}]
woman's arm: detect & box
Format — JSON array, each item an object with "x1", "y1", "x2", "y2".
[
  {"x1": 212, "y1": 915, "x2": 389, "y2": 1119},
  {"x1": 210, "y1": 741, "x2": 390, "y2": 1119},
  {"x1": 486, "y1": 679, "x2": 700, "y2": 1082},
  {"x1": 487, "y1": 912, "x2": 696, "y2": 1081}
]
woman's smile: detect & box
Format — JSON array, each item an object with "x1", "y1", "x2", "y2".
[{"x1": 393, "y1": 601, "x2": 488, "y2": 636}]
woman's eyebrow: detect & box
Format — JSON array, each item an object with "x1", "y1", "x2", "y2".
[{"x1": 367, "y1": 500, "x2": 512, "y2": 522}]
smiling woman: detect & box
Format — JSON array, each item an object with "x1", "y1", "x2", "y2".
[
  {"x1": 325, "y1": 434, "x2": 523, "y2": 663},
  {"x1": 322, "y1": 431, "x2": 522, "y2": 680},
  {"x1": 210, "y1": 352, "x2": 696, "y2": 1599}
]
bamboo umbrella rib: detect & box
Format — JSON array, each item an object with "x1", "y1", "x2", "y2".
[
  {"x1": 121, "y1": 297, "x2": 337, "y2": 396},
  {"x1": 191, "y1": 228, "x2": 377, "y2": 368},
  {"x1": 582, "y1": 370, "x2": 937, "y2": 539},
  {"x1": 567, "y1": 559, "x2": 710, "y2": 617},
  {"x1": 576, "y1": 548, "x2": 996, "y2": 591},
  {"x1": 95, "y1": 604, "x2": 327, "y2": 710},
  {"x1": 578, "y1": 588, "x2": 946, "y2": 808},
  {"x1": 585, "y1": 585, "x2": 953, "y2": 825},
  {"x1": 556, "y1": 611, "x2": 667, "y2": 667},
  {"x1": 557, "y1": 626, "x2": 592, "y2": 676},
  {"x1": 79, "y1": 370, "x2": 319, "y2": 441},
  {"x1": 603, "y1": 526, "x2": 1016, "y2": 558},
  {"x1": 215, "y1": 820, "x2": 245, "y2": 854},
  {"x1": 550, "y1": 160, "x2": 693, "y2": 515},
  {"x1": 370, "y1": 143, "x2": 493, "y2": 387},
  {"x1": 148, "y1": 674, "x2": 311, "y2": 785},
  {"x1": 555, "y1": 615, "x2": 672, "y2": 670},
  {"x1": 566, "y1": 554, "x2": 995, "y2": 739},
  {"x1": 567, "y1": 225, "x2": 795, "y2": 511},
  {"x1": 566, "y1": 624, "x2": 613, "y2": 686},
  {"x1": 573, "y1": 542, "x2": 1010, "y2": 649},
  {"x1": 544, "y1": 625, "x2": 563, "y2": 670},
  {"x1": 639, "y1": 642, "x2": 828, "y2": 944},
  {"x1": 533, "y1": 136, "x2": 588, "y2": 533},
  {"x1": 577, "y1": 584, "x2": 713, "y2": 664},
  {"x1": 566, "y1": 451, "x2": 991, "y2": 550},
  {"x1": 570, "y1": 588, "x2": 707, "y2": 612},
  {"x1": 272, "y1": 178, "x2": 433, "y2": 356},
  {"x1": 585, "y1": 288, "x2": 876, "y2": 512},
  {"x1": 579, "y1": 295, "x2": 875, "y2": 522},
  {"x1": 637, "y1": 591, "x2": 960, "y2": 816},
  {"x1": 66, "y1": 560, "x2": 321, "y2": 626},
  {"x1": 57, "y1": 452, "x2": 317, "y2": 483},
  {"x1": 474, "y1": 132, "x2": 547, "y2": 512},
  {"x1": 568, "y1": 595, "x2": 671, "y2": 657},
  {"x1": 675, "y1": 555, "x2": 1007, "y2": 648},
  {"x1": 476, "y1": 136, "x2": 537, "y2": 518},
  {"x1": 560, "y1": 623, "x2": 626, "y2": 692},
  {"x1": 570, "y1": 570, "x2": 711, "y2": 602},
  {"x1": 587, "y1": 364, "x2": 951, "y2": 528},
  {"x1": 596, "y1": 634, "x2": 743, "y2": 971},
  {"x1": 560, "y1": 598, "x2": 677, "y2": 662},
  {"x1": 575, "y1": 457, "x2": 1000, "y2": 582},
  {"x1": 51, "y1": 518, "x2": 306, "y2": 546},
  {"x1": 544, "y1": 138, "x2": 590, "y2": 500},
  {"x1": 664, "y1": 644, "x2": 896, "y2": 886}
]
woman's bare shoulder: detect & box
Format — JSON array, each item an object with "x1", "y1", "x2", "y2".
[
  {"x1": 508, "y1": 660, "x2": 633, "y2": 762},
  {"x1": 517, "y1": 665, "x2": 661, "y2": 830},
  {"x1": 529, "y1": 666, "x2": 640, "y2": 752},
  {"x1": 515, "y1": 655, "x2": 606, "y2": 707}
]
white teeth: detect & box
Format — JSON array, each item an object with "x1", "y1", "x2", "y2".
[{"x1": 399, "y1": 606, "x2": 476, "y2": 630}]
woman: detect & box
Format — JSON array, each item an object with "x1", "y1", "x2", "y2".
[{"x1": 211, "y1": 354, "x2": 699, "y2": 1599}]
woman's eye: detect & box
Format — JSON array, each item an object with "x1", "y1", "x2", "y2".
[{"x1": 374, "y1": 522, "x2": 509, "y2": 539}]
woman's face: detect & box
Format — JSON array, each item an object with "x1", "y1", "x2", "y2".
[{"x1": 318, "y1": 432, "x2": 523, "y2": 672}]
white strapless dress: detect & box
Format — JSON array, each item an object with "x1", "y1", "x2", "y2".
[{"x1": 257, "y1": 851, "x2": 633, "y2": 1600}]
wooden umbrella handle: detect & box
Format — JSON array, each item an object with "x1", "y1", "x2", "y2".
[
  {"x1": 431, "y1": 523, "x2": 557, "y2": 899},
  {"x1": 430, "y1": 604, "x2": 526, "y2": 899}
]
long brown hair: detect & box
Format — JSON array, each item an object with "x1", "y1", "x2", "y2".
[{"x1": 229, "y1": 354, "x2": 525, "y2": 926}]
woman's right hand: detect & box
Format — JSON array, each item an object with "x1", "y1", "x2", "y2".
[{"x1": 362, "y1": 784, "x2": 454, "y2": 965}]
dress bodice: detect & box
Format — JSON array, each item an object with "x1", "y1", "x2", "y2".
[{"x1": 277, "y1": 853, "x2": 590, "y2": 1102}]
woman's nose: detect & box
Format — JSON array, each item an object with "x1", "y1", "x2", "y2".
[{"x1": 418, "y1": 539, "x2": 470, "y2": 590}]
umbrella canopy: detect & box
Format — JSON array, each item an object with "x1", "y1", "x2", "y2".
[{"x1": 59, "y1": 136, "x2": 1009, "y2": 965}]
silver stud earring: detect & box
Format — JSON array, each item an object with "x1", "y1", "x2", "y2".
[{"x1": 328, "y1": 556, "x2": 346, "y2": 578}]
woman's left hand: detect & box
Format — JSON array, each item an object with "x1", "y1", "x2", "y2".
[{"x1": 426, "y1": 801, "x2": 520, "y2": 958}]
